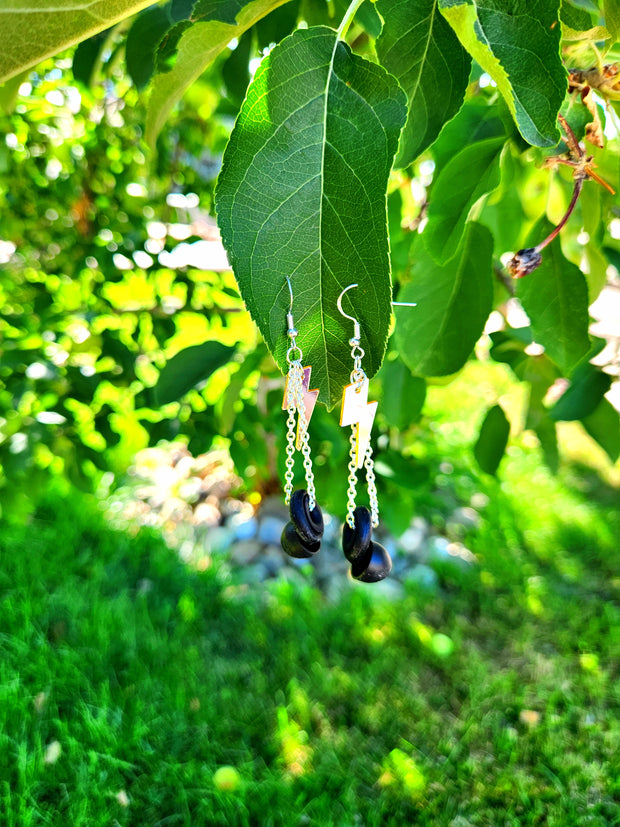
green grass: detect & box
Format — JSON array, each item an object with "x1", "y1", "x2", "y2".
[{"x1": 1, "y1": 450, "x2": 619, "y2": 827}]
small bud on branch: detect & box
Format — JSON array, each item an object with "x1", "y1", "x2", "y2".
[{"x1": 507, "y1": 115, "x2": 614, "y2": 279}]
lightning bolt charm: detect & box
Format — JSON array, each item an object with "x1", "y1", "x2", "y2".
[
  {"x1": 282, "y1": 366, "x2": 319, "y2": 449},
  {"x1": 339, "y1": 377, "x2": 378, "y2": 468}
]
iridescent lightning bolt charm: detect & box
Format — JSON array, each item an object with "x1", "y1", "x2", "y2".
[
  {"x1": 339, "y1": 377, "x2": 377, "y2": 468},
  {"x1": 336, "y1": 283, "x2": 391, "y2": 584},
  {"x1": 280, "y1": 276, "x2": 325, "y2": 561},
  {"x1": 282, "y1": 365, "x2": 319, "y2": 450}
]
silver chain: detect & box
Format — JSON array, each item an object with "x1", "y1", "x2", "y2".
[
  {"x1": 364, "y1": 442, "x2": 379, "y2": 527},
  {"x1": 345, "y1": 427, "x2": 358, "y2": 527},
  {"x1": 283, "y1": 367, "x2": 299, "y2": 506},
  {"x1": 343, "y1": 327, "x2": 379, "y2": 528},
  {"x1": 283, "y1": 323, "x2": 316, "y2": 510},
  {"x1": 349, "y1": 336, "x2": 365, "y2": 387},
  {"x1": 345, "y1": 428, "x2": 379, "y2": 528}
]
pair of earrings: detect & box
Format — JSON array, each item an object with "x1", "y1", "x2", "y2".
[{"x1": 280, "y1": 279, "x2": 392, "y2": 584}]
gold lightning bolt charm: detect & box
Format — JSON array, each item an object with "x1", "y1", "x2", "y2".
[
  {"x1": 282, "y1": 366, "x2": 319, "y2": 449},
  {"x1": 339, "y1": 377, "x2": 378, "y2": 468}
]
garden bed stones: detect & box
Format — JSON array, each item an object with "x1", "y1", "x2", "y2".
[{"x1": 106, "y1": 443, "x2": 478, "y2": 600}]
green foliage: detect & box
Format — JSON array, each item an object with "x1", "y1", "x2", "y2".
[
  {"x1": 424, "y1": 135, "x2": 505, "y2": 264},
  {"x1": 583, "y1": 398, "x2": 620, "y2": 462},
  {"x1": 152, "y1": 341, "x2": 237, "y2": 406},
  {"x1": 1, "y1": 0, "x2": 620, "y2": 505},
  {"x1": 394, "y1": 222, "x2": 494, "y2": 376},
  {"x1": 1, "y1": 457, "x2": 619, "y2": 823},
  {"x1": 438, "y1": 0, "x2": 566, "y2": 147},
  {"x1": 604, "y1": 0, "x2": 620, "y2": 39},
  {"x1": 144, "y1": 0, "x2": 290, "y2": 148},
  {"x1": 474, "y1": 403, "x2": 510, "y2": 475},
  {"x1": 215, "y1": 26, "x2": 407, "y2": 407},
  {"x1": 375, "y1": 0, "x2": 471, "y2": 167},
  {"x1": 0, "y1": 1, "x2": 154, "y2": 83},
  {"x1": 515, "y1": 218, "x2": 591, "y2": 374},
  {"x1": 550, "y1": 359, "x2": 613, "y2": 420}
]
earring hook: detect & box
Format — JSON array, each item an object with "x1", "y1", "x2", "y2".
[
  {"x1": 285, "y1": 275, "x2": 297, "y2": 337},
  {"x1": 337, "y1": 284, "x2": 361, "y2": 341},
  {"x1": 336, "y1": 283, "x2": 359, "y2": 324},
  {"x1": 285, "y1": 275, "x2": 294, "y2": 315}
]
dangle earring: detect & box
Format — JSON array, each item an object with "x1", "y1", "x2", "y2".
[
  {"x1": 280, "y1": 277, "x2": 325, "y2": 559},
  {"x1": 337, "y1": 284, "x2": 392, "y2": 583}
]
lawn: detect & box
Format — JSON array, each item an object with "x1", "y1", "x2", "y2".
[{"x1": 1, "y1": 364, "x2": 619, "y2": 826}]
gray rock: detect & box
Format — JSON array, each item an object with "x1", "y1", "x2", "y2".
[
  {"x1": 257, "y1": 515, "x2": 286, "y2": 545},
  {"x1": 204, "y1": 525, "x2": 235, "y2": 553},
  {"x1": 321, "y1": 513, "x2": 341, "y2": 546},
  {"x1": 261, "y1": 544, "x2": 286, "y2": 576},
  {"x1": 313, "y1": 544, "x2": 348, "y2": 580},
  {"x1": 257, "y1": 495, "x2": 288, "y2": 520},
  {"x1": 321, "y1": 572, "x2": 353, "y2": 604},
  {"x1": 229, "y1": 513, "x2": 258, "y2": 541},
  {"x1": 379, "y1": 534, "x2": 398, "y2": 561},
  {"x1": 389, "y1": 553, "x2": 410, "y2": 577},
  {"x1": 230, "y1": 539, "x2": 261, "y2": 566},
  {"x1": 398, "y1": 516, "x2": 429, "y2": 557}
]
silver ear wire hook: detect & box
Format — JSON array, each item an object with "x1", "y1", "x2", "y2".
[
  {"x1": 337, "y1": 284, "x2": 361, "y2": 341},
  {"x1": 337, "y1": 284, "x2": 417, "y2": 329},
  {"x1": 285, "y1": 275, "x2": 297, "y2": 336}
]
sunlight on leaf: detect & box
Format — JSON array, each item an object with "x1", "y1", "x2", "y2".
[
  {"x1": 216, "y1": 26, "x2": 407, "y2": 407},
  {"x1": 0, "y1": 1, "x2": 154, "y2": 83}
]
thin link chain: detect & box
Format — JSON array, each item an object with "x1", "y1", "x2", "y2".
[
  {"x1": 292, "y1": 364, "x2": 316, "y2": 510},
  {"x1": 343, "y1": 327, "x2": 379, "y2": 528},
  {"x1": 364, "y1": 442, "x2": 379, "y2": 527},
  {"x1": 283, "y1": 340, "x2": 316, "y2": 510},
  {"x1": 283, "y1": 361, "x2": 301, "y2": 505},
  {"x1": 349, "y1": 336, "x2": 365, "y2": 387},
  {"x1": 345, "y1": 427, "x2": 358, "y2": 527}
]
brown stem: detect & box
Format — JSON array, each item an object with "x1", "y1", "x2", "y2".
[
  {"x1": 494, "y1": 263, "x2": 515, "y2": 296},
  {"x1": 534, "y1": 176, "x2": 584, "y2": 253}
]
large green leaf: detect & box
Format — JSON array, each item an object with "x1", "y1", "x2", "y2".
[
  {"x1": 375, "y1": 0, "x2": 471, "y2": 167},
  {"x1": 255, "y1": 0, "x2": 300, "y2": 48},
  {"x1": 215, "y1": 27, "x2": 407, "y2": 408},
  {"x1": 550, "y1": 362, "x2": 612, "y2": 420},
  {"x1": 378, "y1": 357, "x2": 426, "y2": 430},
  {"x1": 0, "y1": 70, "x2": 28, "y2": 113},
  {"x1": 560, "y1": 0, "x2": 595, "y2": 29},
  {"x1": 604, "y1": 0, "x2": 620, "y2": 40},
  {"x1": 582, "y1": 397, "x2": 620, "y2": 463},
  {"x1": 126, "y1": 6, "x2": 173, "y2": 90},
  {"x1": 145, "y1": 0, "x2": 290, "y2": 147},
  {"x1": 431, "y1": 98, "x2": 510, "y2": 169},
  {"x1": 522, "y1": 354, "x2": 560, "y2": 472},
  {"x1": 474, "y1": 403, "x2": 510, "y2": 475},
  {"x1": 515, "y1": 218, "x2": 590, "y2": 375},
  {"x1": 152, "y1": 341, "x2": 236, "y2": 406},
  {"x1": 425, "y1": 135, "x2": 505, "y2": 264},
  {"x1": 332, "y1": 0, "x2": 383, "y2": 38},
  {"x1": 394, "y1": 222, "x2": 493, "y2": 376},
  {"x1": 0, "y1": 0, "x2": 154, "y2": 83},
  {"x1": 71, "y1": 30, "x2": 109, "y2": 87},
  {"x1": 374, "y1": 450, "x2": 430, "y2": 489},
  {"x1": 438, "y1": 0, "x2": 565, "y2": 147}
]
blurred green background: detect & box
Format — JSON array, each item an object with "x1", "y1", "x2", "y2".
[{"x1": 0, "y1": 39, "x2": 619, "y2": 827}]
